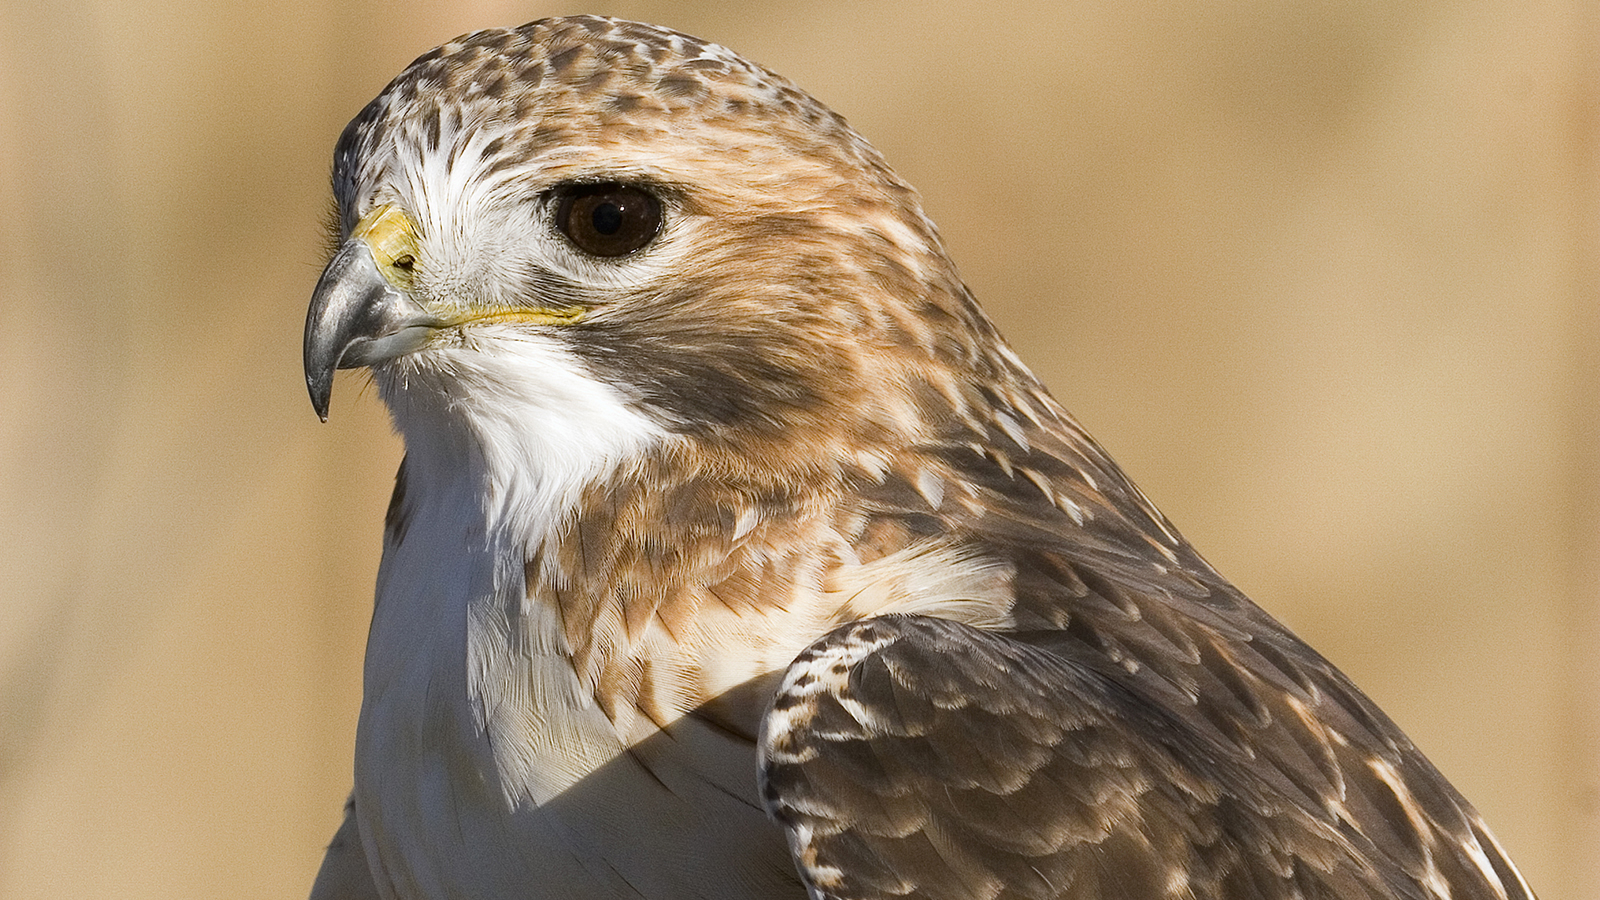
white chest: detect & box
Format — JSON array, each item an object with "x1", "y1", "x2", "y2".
[{"x1": 352, "y1": 486, "x2": 798, "y2": 900}]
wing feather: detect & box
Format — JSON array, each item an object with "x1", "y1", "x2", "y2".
[{"x1": 759, "y1": 601, "x2": 1528, "y2": 900}]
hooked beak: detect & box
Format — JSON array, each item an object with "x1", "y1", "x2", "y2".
[{"x1": 303, "y1": 207, "x2": 437, "y2": 421}]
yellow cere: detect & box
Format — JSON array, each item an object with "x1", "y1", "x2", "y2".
[{"x1": 352, "y1": 204, "x2": 421, "y2": 289}]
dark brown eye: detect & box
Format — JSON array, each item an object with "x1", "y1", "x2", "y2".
[{"x1": 553, "y1": 183, "x2": 662, "y2": 258}]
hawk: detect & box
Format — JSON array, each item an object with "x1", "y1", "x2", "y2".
[{"x1": 303, "y1": 16, "x2": 1536, "y2": 900}]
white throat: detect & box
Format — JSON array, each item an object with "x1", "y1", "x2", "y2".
[{"x1": 379, "y1": 331, "x2": 664, "y2": 542}]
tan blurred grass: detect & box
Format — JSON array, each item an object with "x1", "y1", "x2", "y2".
[{"x1": 0, "y1": 1, "x2": 1593, "y2": 897}]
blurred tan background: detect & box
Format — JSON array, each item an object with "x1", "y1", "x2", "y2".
[{"x1": 0, "y1": 0, "x2": 1594, "y2": 897}]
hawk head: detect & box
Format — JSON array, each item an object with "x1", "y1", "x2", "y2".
[{"x1": 306, "y1": 16, "x2": 1039, "y2": 492}]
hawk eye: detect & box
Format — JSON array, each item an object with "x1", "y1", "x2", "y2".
[{"x1": 553, "y1": 183, "x2": 662, "y2": 258}]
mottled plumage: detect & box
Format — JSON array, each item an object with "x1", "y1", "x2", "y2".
[{"x1": 302, "y1": 16, "x2": 1535, "y2": 900}]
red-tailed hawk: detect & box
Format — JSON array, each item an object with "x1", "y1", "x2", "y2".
[{"x1": 303, "y1": 16, "x2": 1536, "y2": 900}]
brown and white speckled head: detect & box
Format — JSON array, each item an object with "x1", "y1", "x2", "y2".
[{"x1": 308, "y1": 15, "x2": 1049, "y2": 477}]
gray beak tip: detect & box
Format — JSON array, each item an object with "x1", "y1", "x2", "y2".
[{"x1": 308, "y1": 371, "x2": 333, "y2": 422}]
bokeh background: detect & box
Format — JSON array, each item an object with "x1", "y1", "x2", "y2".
[{"x1": 1, "y1": 0, "x2": 1594, "y2": 897}]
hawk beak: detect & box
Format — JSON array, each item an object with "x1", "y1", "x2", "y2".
[{"x1": 304, "y1": 210, "x2": 438, "y2": 421}]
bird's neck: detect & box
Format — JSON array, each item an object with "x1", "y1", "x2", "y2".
[
  {"x1": 365, "y1": 341, "x2": 672, "y2": 797},
  {"x1": 358, "y1": 361, "x2": 810, "y2": 898}
]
